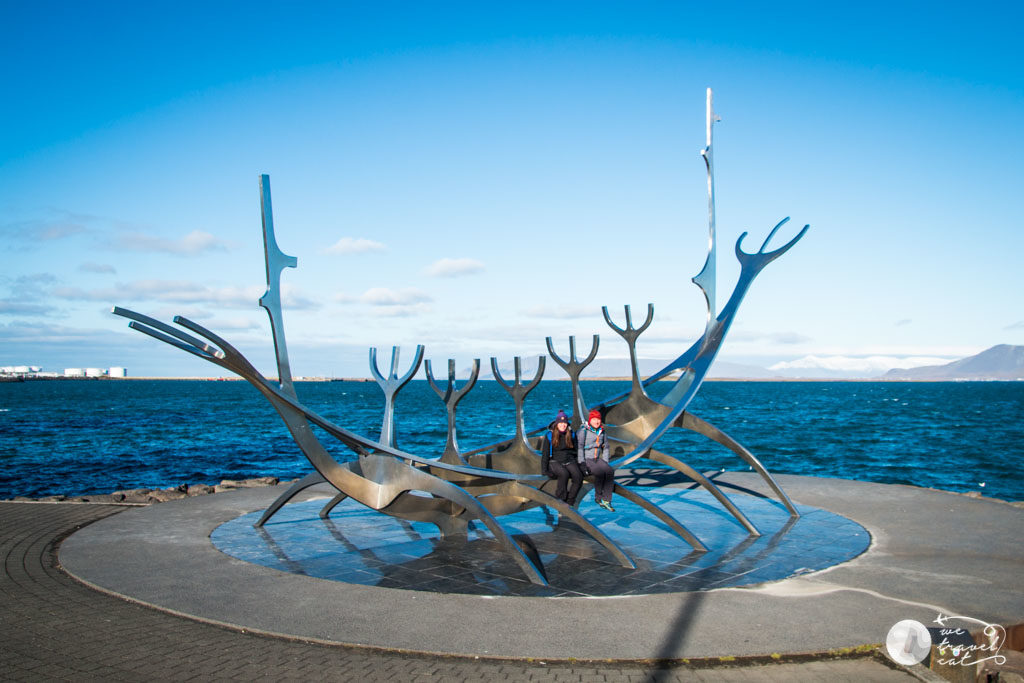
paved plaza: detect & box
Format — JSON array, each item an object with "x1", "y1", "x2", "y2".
[{"x1": 4, "y1": 471, "x2": 1022, "y2": 680}]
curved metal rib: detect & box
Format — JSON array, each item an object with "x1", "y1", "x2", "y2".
[
  {"x1": 493, "y1": 481, "x2": 635, "y2": 568},
  {"x1": 257, "y1": 174, "x2": 299, "y2": 398},
  {"x1": 425, "y1": 358, "x2": 480, "y2": 464},
  {"x1": 319, "y1": 491, "x2": 348, "y2": 519},
  {"x1": 600, "y1": 303, "x2": 668, "y2": 441},
  {"x1": 546, "y1": 334, "x2": 599, "y2": 430},
  {"x1": 679, "y1": 412, "x2": 798, "y2": 517},
  {"x1": 122, "y1": 309, "x2": 539, "y2": 482},
  {"x1": 256, "y1": 471, "x2": 326, "y2": 527},
  {"x1": 472, "y1": 357, "x2": 546, "y2": 473},
  {"x1": 112, "y1": 309, "x2": 546, "y2": 485},
  {"x1": 608, "y1": 221, "x2": 810, "y2": 468},
  {"x1": 645, "y1": 448, "x2": 759, "y2": 535},
  {"x1": 602, "y1": 304, "x2": 654, "y2": 398},
  {"x1": 365, "y1": 454, "x2": 550, "y2": 585},
  {"x1": 693, "y1": 87, "x2": 720, "y2": 349},
  {"x1": 611, "y1": 484, "x2": 706, "y2": 552},
  {"x1": 601, "y1": 429, "x2": 760, "y2": 536},
  {"x1": 369, "y1": 345, "x2": 425, "y2": 448},
  {"x1": 113, "y1": 307, "x2": 552, "y2": 585}
]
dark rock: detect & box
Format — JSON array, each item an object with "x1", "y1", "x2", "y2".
[
  {"x1": 187, "y1": 484, "x2": 215, "y2": 496},
  {"x1": 110, "y1": 488, "x2": 153, "y2": 504},
  {"x1": 80, "y1": 494, "x2": 117, "y2": 504},
  {"x1": 111, "y1": 488, "x2": 150, "y2": 498},
  {"x1": 218, "y1": 477, "x2": 279, "y2": 489},
  {"x1": 148, "y1": 489, "x2": 187, "y2": 503}
]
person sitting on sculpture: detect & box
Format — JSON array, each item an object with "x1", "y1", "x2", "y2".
[
  {"x1": 578, "y1": 408, "x2": 615, "y2": 511},
  {"x1": 540, "y1": 410, "x2": 583, "y2": 506}
]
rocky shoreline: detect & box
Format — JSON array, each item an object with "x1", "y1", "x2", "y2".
[
  {"x1": 4, "y1": 473, "x2": 1022, "y2": 508},
  {"x1": 4, "y1": 477, "x2": 286, "y2": 505}
]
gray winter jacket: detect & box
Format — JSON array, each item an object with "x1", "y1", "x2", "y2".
[{"x1": 577, "y1": 426, "x2": 609, "y2": 463}]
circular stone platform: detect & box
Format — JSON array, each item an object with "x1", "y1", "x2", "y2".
[
  {"x1": 59, "y1": 473, "x2": 1024, "y2": 660},
  {"x1": 211, "y1": 487, "x2": 868, "y2": 597}
]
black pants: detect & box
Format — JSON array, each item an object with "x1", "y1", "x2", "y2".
[
  {"x1": 585, "y1": 458, "x2": 615, "y2": 503},
  {"x1": 548, "y1": 460, "x2": 583, "y2": 504}
]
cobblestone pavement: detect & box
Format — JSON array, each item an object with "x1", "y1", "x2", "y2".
[{"x1": 1, "y1": 502, "x2": 918, "y2": 682}]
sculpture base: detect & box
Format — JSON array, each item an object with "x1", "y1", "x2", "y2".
[{"x1": 212, "y1": 485, "x2": 866, "y2": 597}]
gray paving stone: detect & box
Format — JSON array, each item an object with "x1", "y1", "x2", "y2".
[{"x1": 0, "y1": 500, "x2": 928, "y2": 682}]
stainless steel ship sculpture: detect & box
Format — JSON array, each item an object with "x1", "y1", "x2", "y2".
[{"x1": 113, "y1": 89, "x2": 808, "y2": 586}]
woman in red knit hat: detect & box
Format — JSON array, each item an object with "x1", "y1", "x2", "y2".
[{"x1": 577, "y1": 408, "x2": 616, "y2": 511}]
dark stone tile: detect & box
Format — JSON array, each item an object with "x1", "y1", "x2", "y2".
[{"x1": 210, "y1": 486, "x2": 871, "y2": 597}]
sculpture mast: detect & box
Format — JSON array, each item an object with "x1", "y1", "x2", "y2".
[
  {"x1": 258, "y1": 174, "x2": 299, "y2": 398},
  {"x1": 692, "y1": 88, "x2": 720, "y2": 348}
]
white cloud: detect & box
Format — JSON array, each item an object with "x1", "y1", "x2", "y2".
[
  {"x1": 50, "y1": 280, "x2": 319, "y2": 311},
  {"x1": 0, "y1": 300, "x2": 55, "y2": 316},
  {"x1": 769, "y1": 354, "x2": 955, "y2": 374},
  {"x1": 766, "y1": 332, "x2": 812, "y2": 344},
  {"x1": 522, "y1": 304, "x2": 597, "y2": 319},
  {"x1": 0, "y1": 274, "x2": 60, "y2": 314},
  {"x1": 1, "y1": 212, "x2": 96, "y2": 243},
  {"x1": 360, "y1": 287, "x2": 433, "y2": 306},
  {"x1": 423, "y1": 257, "x2": 484, "y2": 278},
  {"x1": 729, "y1": 330, "x2": 812, "y2": 345},
  {"x1": 367, "y1": 304, "x2": 431, "y2": 317},
  {"x1": 113, "y1": 229, "x2": 229, "y2": 255},
  {"x1": 0, "y1": 320, "x2": 107, "y2": 343},
  {"x1": 1005, "y1": 320, "x2": 1024, "y2": 331},
  {"x1": 79, "y1": 262, "x2": 116, "y2": 274},
  {"x1": 10, "y1": 273, "x2": 57, "y2": 298},
  {"x1": 204, "y1": 316, "x2": 263, "y2": 331},
  {"x1": 333, "y1": 292, "x2": 356, "y2": 304},
  {"x1": 152, "y1": 305, "x2": 211, "y2": 320},
  {"x1": 324, "y1": 237, "x2": 386, "y2": 255}
]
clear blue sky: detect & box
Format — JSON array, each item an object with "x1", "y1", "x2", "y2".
[{"x1": 2, "y1": 1, "x2": 1022, "y2": 377}]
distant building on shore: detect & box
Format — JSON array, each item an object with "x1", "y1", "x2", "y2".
[
  {"x1": 0, "y1": 365, "x2": 129, "y2": 379},
  {"x1": 64, "y1": 367, "x2": 129, "y2": 378}
]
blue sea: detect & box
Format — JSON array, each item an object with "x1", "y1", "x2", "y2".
[{"x1": 1, "y1": 379, "x2": 1022, "y2": 502}]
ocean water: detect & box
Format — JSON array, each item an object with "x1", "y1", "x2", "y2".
[{"x1": 1, "y1": 379, "x2": 1022, "y2": 502}]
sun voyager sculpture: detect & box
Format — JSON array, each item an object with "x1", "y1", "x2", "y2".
[{"x1": 114, "y1": 89, "x2": 809, "y2": 586}]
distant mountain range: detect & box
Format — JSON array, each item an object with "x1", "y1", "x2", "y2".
[
  {"x1": 884, "y1": 345, "x2": 1024, "y2": 380},
  {"x1": 474, "y1": 345, "x2": 1024, "y2": 381},
  {"x1": 484, "y1": 356, "x2": 804, "y2": 380}
]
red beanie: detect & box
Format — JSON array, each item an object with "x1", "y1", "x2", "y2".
[{"x1": 588, "y1": 408, "x2": 602, "y2": 422}]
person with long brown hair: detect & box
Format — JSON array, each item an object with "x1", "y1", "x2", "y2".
[{"x1": 540, "y1": 410, "x2": 583, "y2": 505}]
